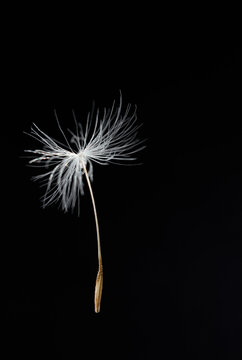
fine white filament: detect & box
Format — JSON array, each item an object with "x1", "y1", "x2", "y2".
[{"x1": 25, "y1": 93, "x2": 145, "y2": 312}]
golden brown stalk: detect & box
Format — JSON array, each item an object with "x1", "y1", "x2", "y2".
[{"x1": 82, "y1": 164, "x2": 103, "y2": 313}]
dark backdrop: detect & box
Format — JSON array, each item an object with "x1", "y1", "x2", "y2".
[{"x1": 2, "y1": 6, "x2": 242, "y2": 359}]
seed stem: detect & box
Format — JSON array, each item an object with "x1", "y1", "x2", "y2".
[{"x1": 82, "y1": 164, "x2": 103, "y2": 313}]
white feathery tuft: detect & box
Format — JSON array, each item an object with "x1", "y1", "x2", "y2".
[{"x1": 25, "y1": 93, "x2": 145, "y2": 212}]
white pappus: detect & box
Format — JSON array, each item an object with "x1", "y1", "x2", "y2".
[{"x1": 25, "y1": 93, "x2": 145, "y2": 213}]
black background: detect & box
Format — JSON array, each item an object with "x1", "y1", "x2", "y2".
[{"x1": 3, "y1": 6, "x2": 242, "y2": 359}]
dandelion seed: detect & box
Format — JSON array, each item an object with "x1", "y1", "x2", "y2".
[{"x1": 24, "y1": 92, "x2": 145, "y2": 313}]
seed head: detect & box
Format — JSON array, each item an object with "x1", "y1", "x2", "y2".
[{"x1": 25, "y1": 93, "x2": 145, "y2": 212}]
